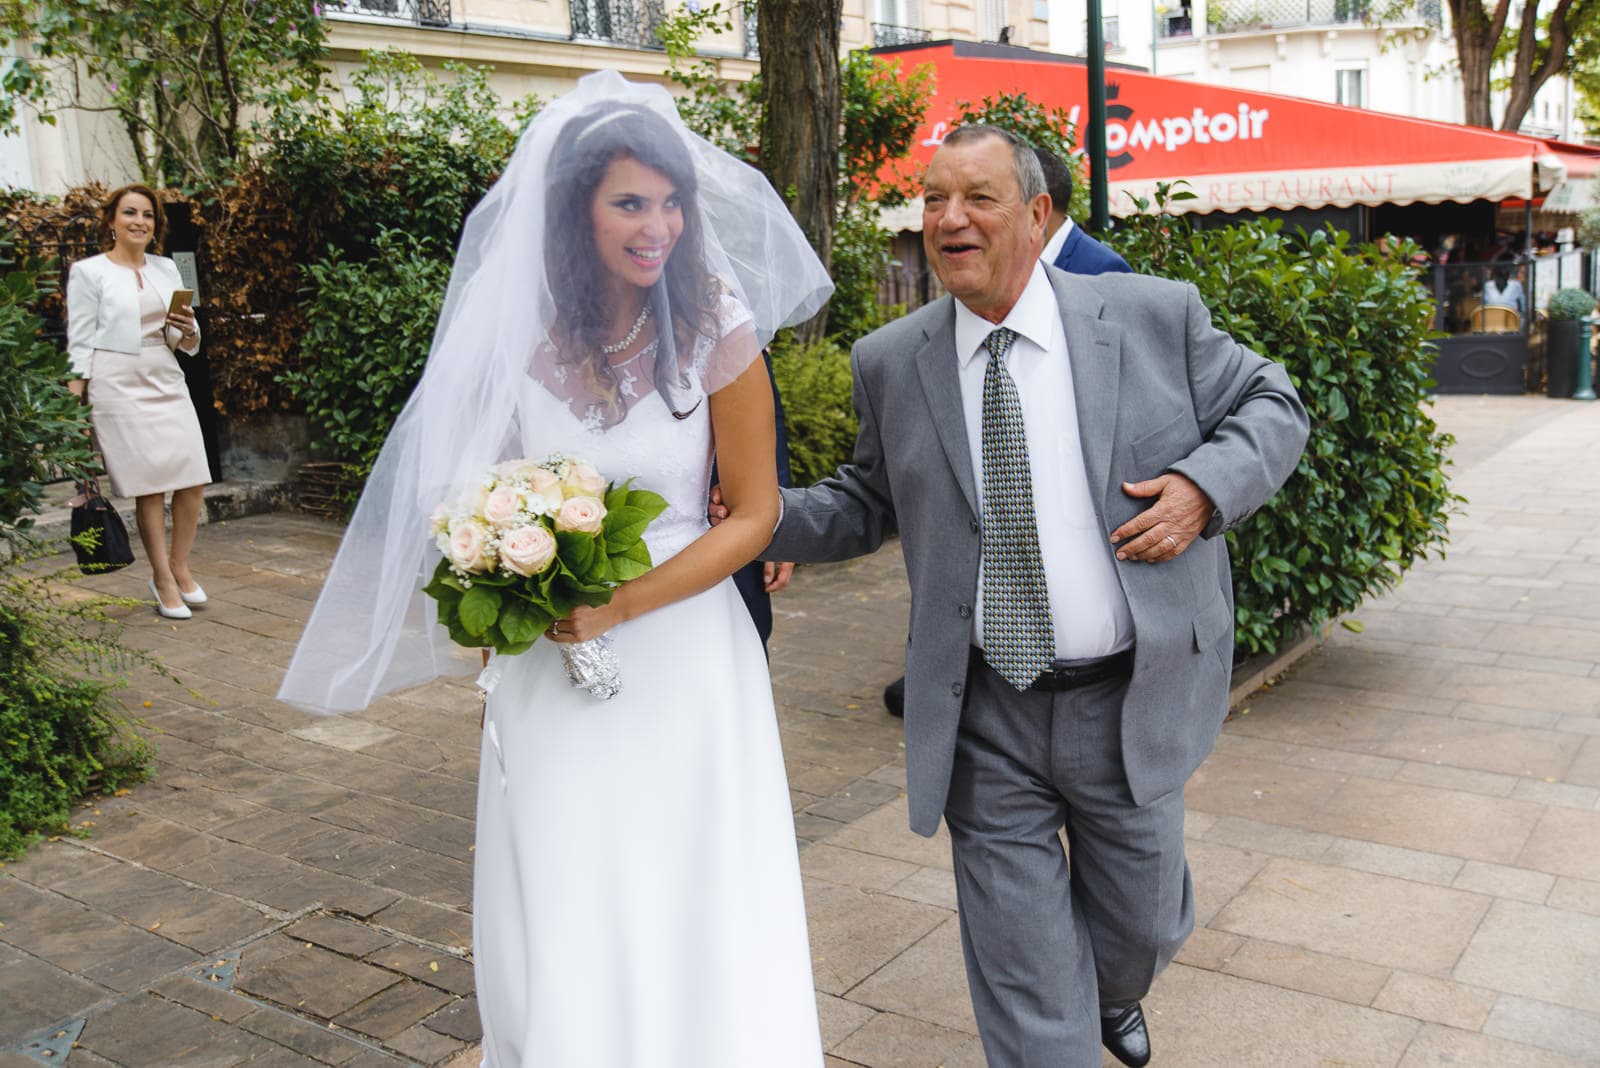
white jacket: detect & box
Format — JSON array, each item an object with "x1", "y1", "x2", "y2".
[{"x1": 66, "y1": 253, "x2": 200, "y2": 378}]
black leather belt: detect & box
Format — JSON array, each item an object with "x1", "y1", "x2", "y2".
[{"x1": 971, "y1": 646, "x2": 1135, "y2": 692}]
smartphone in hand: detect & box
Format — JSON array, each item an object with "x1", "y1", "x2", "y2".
[{"x1": 167, "y1": 288, "x2": 195, "y2": 315}]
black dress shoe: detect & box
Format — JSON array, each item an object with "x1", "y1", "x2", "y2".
[
  {"x1": 1101, "y1": 1002, "x2": 1151, "y2": 1067},
  {"x1": 883, "y1": 676, "x2": 905, "y2": 717}
]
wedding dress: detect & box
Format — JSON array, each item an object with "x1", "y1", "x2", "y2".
[{"x1": 472, "y1": 303, "x2": 822, "y2": 1067}]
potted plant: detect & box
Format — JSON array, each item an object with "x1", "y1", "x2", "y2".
[{"x1": 1545, "y1": 287, "x2": 1594, "y2": 398}]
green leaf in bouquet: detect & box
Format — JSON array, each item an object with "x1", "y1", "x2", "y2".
[
  {"x1": 569, "y1": 584, "x2": 615, "y2": 608},
  {"x1": 498, "y1": 638, "x2": 537, "y2": 656},
  {"x1": 624, "y1": 488, "x2": 669, "y2": 521},
  {"x1": 604, "y1": 481, "x2": 631, "y2": 514},
  {"x1": 498, "y1": 598, "x2": 547, "y2": 646},
  {"x1": 445, "y1": 613, "x2": 487, "y2": 648},
  {"x1": 467, "y1": 569, "x2": 516, "y2": 588},
  {"x1": 458, "y1": 584, "x2": 502, "y2": 637},
  {"x1": 610, "y1": 538, "x2": 653, "y2": 582},
  {"x1": 557, "y1": 530, "x2": 601, "y2": 579},
  {"x1": 423, "y1": 559, "x2": 466, "y2": 599},
  {"x1": 602, "y1": 505, "x2": 651, "y2": 552}
]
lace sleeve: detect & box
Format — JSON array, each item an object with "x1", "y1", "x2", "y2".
[{"x1": 692, "y1": 290, "x2": 760, "y2": 394}]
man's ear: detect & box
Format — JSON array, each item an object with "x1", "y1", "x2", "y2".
[{"x1": 1029, "y1": 193, "x2": 1051, "y2": 245}]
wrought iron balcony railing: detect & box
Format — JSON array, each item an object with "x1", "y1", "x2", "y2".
[
  {"x1": 1207, "y1": 0, "x2": 1439, "y2": 33},
  {"x1": 571, "y1": 0, "x2": 667, "y2": 49},
  {"x1": 328, "y1": 0, "x2": 451, "y2": 28},
  {"x1": 872, "y1": 22, "x2": 932, "y2": 47}
]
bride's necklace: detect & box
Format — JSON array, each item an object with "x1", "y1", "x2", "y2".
[{"x1": 602, "y1": 304, "x2": 652, "y2": 355}]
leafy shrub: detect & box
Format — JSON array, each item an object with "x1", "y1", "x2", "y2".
[
  {"x1": 267, "y1": 49, "x2": 532, "y2": 262},
  {"x1": 827, "y1": 199, "x2": 900, "y2": 346},
  {"x1": 1547, "y1": 287, "x2": 1595, "y2": 319},
  {"x1": 771, "y1": 335, "x2": 858, "y2": 487},
  {"x1": 1112, "y1": 200, "x2": 1457, "y2": 655},
  {"x1": 0, "y1": 247, "x2": 155, "y2": 859},
  {"x1": 280, "y1": 230, "x2": 450, "y2": 478},
  {"x1": 1, "y1": 552, "x2": 155, "y2": 859},
  {"x1": 1, "y1": 245, "x2": 95, "y2": 545}
]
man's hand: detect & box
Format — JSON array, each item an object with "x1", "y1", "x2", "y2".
[
  {"x1": 1110, "y1": 473, "x2": 1214, "y2": 563},
  {"x1": 764, "y1": 561, "x2": 795, "y2": 592},
  {"x1": 710, "y1": 484, "x2": 792, "y2": 589}
]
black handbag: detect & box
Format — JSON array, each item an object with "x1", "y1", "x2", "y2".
[{"x1": 69, "y1": 481, "x2": 135, "y2": 574}]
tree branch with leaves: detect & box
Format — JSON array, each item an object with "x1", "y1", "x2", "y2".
[{"x1": 0, "y1": 0, "x2": 327, "y2": 191}]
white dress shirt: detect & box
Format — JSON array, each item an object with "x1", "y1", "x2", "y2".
[
  {"x1": 1040, "y1": 216, "x2": 1073, "y2": 266},
  {"x1": 956, "y1": 262, "x2": 1135, "y2": 660}
]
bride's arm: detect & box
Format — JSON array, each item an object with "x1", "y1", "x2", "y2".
[{"x1": 556, "y1": 355, "x2": 779, "y2": 641}]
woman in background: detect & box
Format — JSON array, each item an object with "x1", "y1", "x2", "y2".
[{"x1": 66, "y1": 184, "x2": 210, "y2": 619}]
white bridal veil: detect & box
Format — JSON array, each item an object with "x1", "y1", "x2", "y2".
[{"x1": 277, "y1": 70, "x2": 833, "y2": 713}]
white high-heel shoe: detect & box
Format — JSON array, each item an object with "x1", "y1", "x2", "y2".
[
  {"x1": 150, "y1": 580, "x2": 193, "y2": 620},
  {"x1": 178, "y1": 583, "x2": 207, "y2": 607}
]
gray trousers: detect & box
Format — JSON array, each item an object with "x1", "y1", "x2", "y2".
[{"x1": 945, "y1": 655, "x2": 1195, "y2": 1067}]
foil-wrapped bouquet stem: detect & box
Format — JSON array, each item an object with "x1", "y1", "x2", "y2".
[{"x1": 423, "y1": 454, "x2": 666, "y2": 699}]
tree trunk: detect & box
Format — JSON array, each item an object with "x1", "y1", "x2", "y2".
[
  {"x1": 1450, "y1": 0, "x2": 1509, "y2": 128},
  {"x1": 757, "y1": 0, "x2": 843, "y2": 342},
  {"x1": 1499, "y1": 0, "x2": 1578, "y2": 130}
]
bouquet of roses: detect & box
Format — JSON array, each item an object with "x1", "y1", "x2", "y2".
[{"x1": 422, "y1": 453, "x2": 667, "y2": 698}]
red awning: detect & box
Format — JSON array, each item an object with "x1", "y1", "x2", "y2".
[{"x1": 875, "y1": 40, "x2": 1566, "y2": 218}]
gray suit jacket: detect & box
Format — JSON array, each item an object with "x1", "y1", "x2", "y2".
[{"x1": 768, "y1": 268, "x2": 1309, "y2": 837}]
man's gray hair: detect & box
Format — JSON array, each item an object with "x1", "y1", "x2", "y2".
[{"x1": 939, "y1": 124, "x2": 1048, "y2": 203}]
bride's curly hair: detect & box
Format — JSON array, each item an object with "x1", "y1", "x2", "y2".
[{"x1": 545, "y1": 103, "x2": 717, "y2": 424}]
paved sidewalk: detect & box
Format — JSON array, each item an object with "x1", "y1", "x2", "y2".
[{"x1": 3, "y1": 395, "x2": 1599, "y2": 1066}]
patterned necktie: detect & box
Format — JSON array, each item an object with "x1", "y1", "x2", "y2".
[{"x1": 980, "y1": 327, "x2": 1055, "y2": 690}]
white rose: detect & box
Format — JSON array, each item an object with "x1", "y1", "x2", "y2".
[
  {"x1": 458, "y1": 481, "x2": 492, "y2": 517},
  {"x1": 554, "y1": 495, "x2": 607, "y2": 534},
  {"x1": 448, "y1": 519, "x2": 495, "y2": 573},
  {"x1": 562, "y1": 462, "x2": 608, "y2": 499},
  {"x1": 499, "y1": 524, "x2": 558, "y2": 577},
  {"x1": 482, "y1": 485, "x2": 527, "y2": 528},
  {"x1": 428, "y1": 502, "x2": 452, "y2": 537}
]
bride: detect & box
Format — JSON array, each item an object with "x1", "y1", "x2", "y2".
[{"x1": 278, "y1": 72, "x2": 832, "y2": 1066}]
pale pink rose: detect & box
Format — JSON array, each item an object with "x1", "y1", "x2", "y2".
[
  {"x1": 448, "y1": 519, "x2": 495, "y2": 573},
  {"x1": 562, "y1": 462, "x2": 608, "y2": 499},
  {"x1": 523, "y1": 468, "x2": 563, "y2": 516},
  {"x1": 482, "y1": 485, "x2": 526, "y2": 528},
  {"x1": 499, "y1": 524, "x2": 557, "y2": 577},
  {"x1": 526, "y1": 467, "x2": 562, "y2": 498},
  {"x1": 494, "y1": 458, "x2": 542, "y2": 481},
  {"x1": 555, "y1": 495, "x2": 606, "y2": 534}
]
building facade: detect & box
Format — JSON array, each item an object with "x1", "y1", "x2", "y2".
[
  {"x1": 2, "y1": 0, "x2": 1052, "y2": 195},
  {"x1": 1047, "y1": 0, "x2": 1582, "y2": 142}
]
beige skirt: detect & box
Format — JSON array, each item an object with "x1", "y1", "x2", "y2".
[{"x1": 88, "y1": 343, "x2": 210, "y2": 498}]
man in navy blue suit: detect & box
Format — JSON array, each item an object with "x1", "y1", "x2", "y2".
[
  {"x1": 730, "y1": 350, "x2": 794, "y2": 649},
  {"x1": 1036, "y1": 147, "x2": 1133, "y2": 276},
  {"x1": 883, "y1": 145, "x2": 1131, "y2": 718}
]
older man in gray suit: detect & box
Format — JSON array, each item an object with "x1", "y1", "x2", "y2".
[{"x1": 765, "y1": 126, "x2": 1308, "y2": 1066}]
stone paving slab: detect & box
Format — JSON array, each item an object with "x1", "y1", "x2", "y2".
[{"x1": 3, "y1": 395, "x2": 1599, "y2": 1066}]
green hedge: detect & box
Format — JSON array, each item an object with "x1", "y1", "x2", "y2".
[
  {"x1": 1, "y1": 250, "x2": 151, "y2": 859},
  {"x1": 280, "y1": 230, "x2": 450, "y2": 480},
  {"x1": 1111, "y1": 206, "x2": 1457, "y2": 654},
  {"x1": 1, "y1": 246, "x2": 95, "y2": 544},
  {"x1": 771, "y1": 335, "x2": 858, "y2": 488}
]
